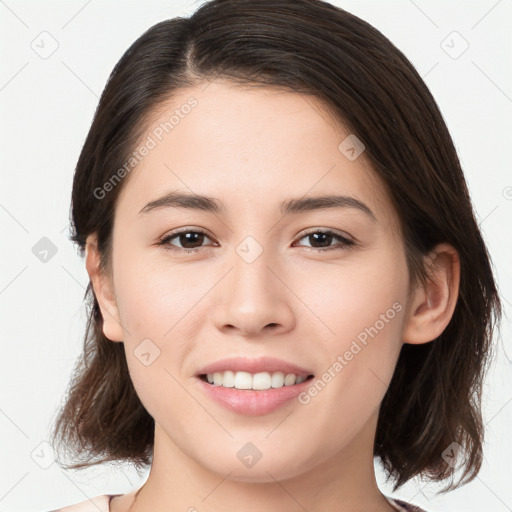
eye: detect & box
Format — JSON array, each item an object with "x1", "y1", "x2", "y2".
[
  {"x1": 293, "y1": 229, "x2": 355, "y2": 252},
  {"x1": 157, "y1": 227, "x2": 356, "y2": 254},
  {"x1": 157, "y1": 228, "x2": 216, "y2": 253}
]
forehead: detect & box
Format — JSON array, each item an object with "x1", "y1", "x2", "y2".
[{"x1": 116, "y1": 80, "x2": 396, "y2": 227}]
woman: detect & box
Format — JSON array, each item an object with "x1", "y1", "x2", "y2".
[{"x1": 49, "y1": 0, "x2": 501, "y2": 511}]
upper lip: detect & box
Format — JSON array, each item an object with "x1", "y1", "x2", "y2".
[{"x1": 196, "y1": 357, "x2": 314, "y2": 378}]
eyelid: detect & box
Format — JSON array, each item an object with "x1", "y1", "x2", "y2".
[
  {"x1": 294, "y1": 227, "x2": 353, "y2": 242},
  {"x1": 293, "y1": 228, "x2": 356, "y2": 249},
  {"x1": 157, "y1": 226, "x2": 356, "y2": 253},
  {"x1": 157, "y1": 226, "x2": 216, "y2": 252}
]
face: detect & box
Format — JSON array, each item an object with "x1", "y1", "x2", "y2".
[{"x1": 100, "y1": 80, "x2": 413, "y2": 482}]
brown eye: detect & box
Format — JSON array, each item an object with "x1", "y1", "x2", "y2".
[
  {"x1": 158, "y1": 229, "x2": 214, "y2": 252},
  {"x1": 294, "y1": 230, "x2": 355, "y2": 251}
]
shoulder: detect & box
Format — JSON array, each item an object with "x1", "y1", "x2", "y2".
[
  {"x1": 47, "y1": 494, "x2": 114, "y2": 512},
  {"x1": 386, "y1": 496, "x2": 430, "y2": 512}
]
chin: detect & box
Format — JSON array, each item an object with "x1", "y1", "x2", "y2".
[{"x1": 198, "y1": 449, "x2": 315, "y2": 484}]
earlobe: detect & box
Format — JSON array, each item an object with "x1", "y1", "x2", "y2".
[
  {"x1": 85, "y1": 234, "x2": 124, "y2": 342},
  {"x1": 403, "y1": 243, "x2": 460, "y2": 345}
]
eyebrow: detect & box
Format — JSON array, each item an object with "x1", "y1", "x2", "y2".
[{"x1": 138, "y1": 191, "x2": 376, "y2": 221}]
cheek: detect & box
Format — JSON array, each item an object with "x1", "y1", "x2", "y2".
[
  {"x1": 295, "y1": 244, "x2": 408, "y2": 405},
  {"x1": 113, "y1": 245, "x2": 201, "y2": 337},
  {"x1": 299, "y1": 244, "x2": 408, "y2": 342},
  {"x1": 109, "y1": 248, "x2": 194, "y2": 399},
  {"x1": 114, "y1": 267, "x2": 199, "y2": 424}
]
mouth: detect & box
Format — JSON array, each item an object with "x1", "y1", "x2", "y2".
[
  {"x1": 198, "y1": 372, "x2": 315, "y2": 391},
  {"x1": 196, "y1": 356, "x2": 314, "y2": 386},
  {"x1": 195, "y1": 370, "x2": 316, "y2": 416}
]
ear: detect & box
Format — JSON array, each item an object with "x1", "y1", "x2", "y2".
[
  {"x1": 85, "y1": 234, "x2": 124, "y2": 342},
  {"x1": 403, "y1": 243, "x2": 460, "y2": 344}
]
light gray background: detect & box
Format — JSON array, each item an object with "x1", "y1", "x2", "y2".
[{"x1": 1, "y1": 1, "x2": 511, "y2": 511}]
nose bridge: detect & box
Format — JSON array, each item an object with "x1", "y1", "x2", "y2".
[
  {"x1": 212, "y1": 234, "x2": 294, "y2": 335},
  {"x1": 230, "y1": 234, "x2": 279, "y2": 310}
]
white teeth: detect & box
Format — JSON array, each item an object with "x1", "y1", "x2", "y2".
[
  {"x1": 252, "y1": 372, "x2": 271, "y2": 390},
  {"x1": 235, "y1": 371, "x2": 253, "y2": 389},
  {"x1": 271, "y1": 372, "x2": 285, "y2": 388},
  {"x1": 205, "y1": 371, "x2": 309, "y2": 390},
  {"x1": 220, "y1": 370, "x2": 235, "y2": 387}
]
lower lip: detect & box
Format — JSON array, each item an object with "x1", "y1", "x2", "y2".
[{"x1": 195, "y1": 375, "x2": 314, "y2": 416}]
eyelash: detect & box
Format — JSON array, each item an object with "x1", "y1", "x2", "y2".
[{"x1": 157, "y1": 227, "x2": 356, "y2": 254}]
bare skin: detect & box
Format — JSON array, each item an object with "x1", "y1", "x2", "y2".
[{"x1": 86, "y1": 80, "x2": 460, "y2": 512}]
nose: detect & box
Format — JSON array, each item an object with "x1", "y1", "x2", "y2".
[{"x1": 212, "y1": 247, "x2": 295, "y2": 337}]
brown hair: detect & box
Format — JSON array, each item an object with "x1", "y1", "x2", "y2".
[{"x1": 50, "y1": 0, "x2": 502, "y2": 492}]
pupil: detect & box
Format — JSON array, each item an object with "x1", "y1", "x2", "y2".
[
  {"x1": 178, "y1": 232, "x2": 332, "y2": 249},
  {"x1": 181, "y1": 232, "x2": 204, "y2": 249},
  {"x1": 310, "y1": 232, "x2": 331, "y2": 248}
]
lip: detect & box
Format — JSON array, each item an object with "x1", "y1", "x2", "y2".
[
  {"x1": 196, "y1": 356, "x2": 314, "y2": 378},
  {"x1": 195, "y1": 374, "x2": 315, "y2": 416}
]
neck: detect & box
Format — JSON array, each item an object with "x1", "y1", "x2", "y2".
[{"x1": 119, "y1": 410, "x2": 395, "y2": 512}]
